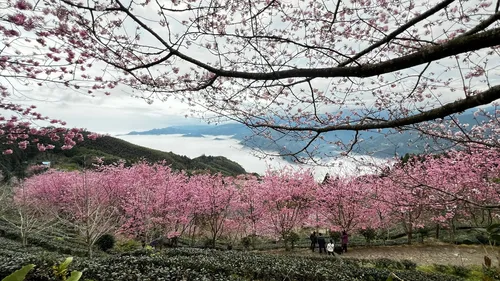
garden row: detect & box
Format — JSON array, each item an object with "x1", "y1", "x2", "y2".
[{"x1": 0, "y1": 247, "x2": 472, "y2": 281}]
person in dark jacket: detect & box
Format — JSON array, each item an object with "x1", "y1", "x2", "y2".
[
  {"x1": 310, "y1": 231, "x2": 317, "y2": 252},
  {"x1": 317, "y1": 233, "x2": 327, "y2": 254},
  {"x1": 341, "y1": 230, "x2": 349, "y2": 253}
]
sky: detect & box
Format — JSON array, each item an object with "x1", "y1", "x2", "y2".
[
  {"x1": 1, "y1": 0, "x2": 499, "y2": 143},
  {"x1": 4, "y1": 82, "x2": 203, "y2": 135}
]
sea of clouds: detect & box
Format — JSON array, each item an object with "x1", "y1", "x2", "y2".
[{"x1": 117, "y1": 134, "x2": 390, "y2": 181}]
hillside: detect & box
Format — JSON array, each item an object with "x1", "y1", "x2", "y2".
[{"x1": 0, "y1": 134, "x2": 246, "y2": 181}]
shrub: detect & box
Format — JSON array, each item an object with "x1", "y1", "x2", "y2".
[
  {"x1": 95, "y1": 234, "x2": 115, "y2": 252},
  {"x1": 329, "y1": 231, "x2": 341, "y2": 243},
  {"x1": 240, "y1": 236, "x2": 252, "y2": 249},
  {"x1": 0, "y1": 248, "x2": 468, "y2": 281},
  {"x1": 433, "y1": 264, "x2": 451, "y2": 273},
  {"x1": 450, "y1": 265, "x2": 470, "y2": 277},
  {"x1": 284, "y1": 232, "x2": 300, "y2": 250},
  {"x1": 359, "y1": 228, "x2": 377, "y2": 245},
  {"x1": 401, "y1": 259, "x2": 417, "y2": 270},
  {"x1": 374, "y1": 258, "x2": 405, "y2": 270},
  {"x1": 114, "y1": 239, "x2": 141, "y2": 253},
  {"x1": 417, "y1": 227, "x2": 431, "y2": 242}
]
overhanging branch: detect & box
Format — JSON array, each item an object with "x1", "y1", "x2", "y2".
[{"x1": 251, "y1": 84, "x2": 500, "y2": 132}]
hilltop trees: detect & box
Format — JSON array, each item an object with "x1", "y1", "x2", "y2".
[
  {"x1": 21, "y1": 169, "x2": 123, "y2": 257},
  {"x1": 188, "y1": 173, "x2": 238, "y2": 248}
]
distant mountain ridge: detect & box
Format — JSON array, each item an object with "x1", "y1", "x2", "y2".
[{"x1": 125, "y1": 107, "x2": 494, "y2": 159}]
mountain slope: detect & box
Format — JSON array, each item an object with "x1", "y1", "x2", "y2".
[{"x1": 0, "y1": 134, "x2": 246, "y2": 181}]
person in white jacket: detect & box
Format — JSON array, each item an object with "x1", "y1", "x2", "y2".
[{"x1": 326, "y1": 239, "x2": 335, "y2": 256}]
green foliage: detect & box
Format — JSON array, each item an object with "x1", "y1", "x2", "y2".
[
  {"x1": 1, "y1": 264, "x2": 34, "y2": 281},
  {"x1": 329, "y1": 230, "x2": 341, "y2": 243},
  {"x1": 450, "y1": 265, "x2": 470, "y2": 277},
  {"x1": 114, "y1": 239, "x2": 142, "y2": 253},
  {"x1": 0, "y1": 248, "x2": 467, "y2": 281},
  {"x1": 374, "y1": 258, "x2": 407, "y2": 271},
  {"x1": 416, "y1": 227, "x2": 431, "y2": 243},
  {"x1": 66, "y1": 271, "x2": 82, "y2": 281},
  {"x1": 95, "y1": 234, "x2": 115, "y2": 252},
  {"x1": 423, "y1": 264, "x2": 473, "y2": 279},
  {"x1": 240, "y1": 236, "x2": 253, "y2": 250},
  {"x1": 1, "y1": 257, "x2": 81, "y2": 281},
  {"x1": 284, "y1": 231, "x2": 300, "y2": 250},
  {"x1": 482, "y1": 266, "x2": 500, "y2": 281},
  {"x1": 359, "y1": 228, "x2": 377, "y2": 245},
  {"x1": 0, "y1": 134, "x2": 247, "y2": 182},
  {"x1": 486, "y1": 223, "x2": 500, "y2": 244},
  {"x1": 52, "y1": 257, "x2": 82, "y2": 281},
  {"x1": 401, "y1": 260, "x2": 417, "y2": 270},
  {"x1": 240, "y1": 234, "x2": 261, "y2": 250}
]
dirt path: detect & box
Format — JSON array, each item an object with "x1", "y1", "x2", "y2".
[
  {"x1": 269, "y1": 243, "x2": 500, "y2": 267},
  {"x1": 341, "y1": 244, "x2": 499, "y2": 267}
]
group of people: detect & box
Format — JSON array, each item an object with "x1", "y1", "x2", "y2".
[{"x1": 309, "y1": 231, "x2": 349, "y2": 256}]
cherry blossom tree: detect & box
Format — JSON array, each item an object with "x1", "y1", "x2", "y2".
[
  {"x1": 375, "y1": 147, "x2": 500, "y2": 242},
  {"x1": 318, "y1": 176, "x2": 379, "y2": 233},
  {"x1": 0, "y1": 1, "x2": 101, "y2": 154},
  {"x1": 21, "y1": 169, "x2": 122, "y2": 257},
  {"x1": 3, "y1": 179, "x2": 57, "y2": 246},
  {"x1": 188, "y1": 173, "x2": 238, "y2": 248},
  {"x1": 2, "y1": 0, "x2": 499, "y2": 160},
  {"x1": 117, "y1": 162, "x2": 190, "y2": 244},
  {"x1": 235, "y1": 174, "x2": 264, "y2": 237},
  {"x1": 256, "y1": 168, "x2": 317, "y2": 249}
]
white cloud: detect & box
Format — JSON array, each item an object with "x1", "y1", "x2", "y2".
[{"x1": 117, "y1": 134, "x2": 389, "y2": 180}]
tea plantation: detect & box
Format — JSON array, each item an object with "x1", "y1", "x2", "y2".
[{"x1": 0, "y1": 229, "x2": 473, "y2": 281}]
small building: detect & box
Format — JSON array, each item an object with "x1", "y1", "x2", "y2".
[{"x1": 41, "y1": 161, "x2": 51, "y2": 168}]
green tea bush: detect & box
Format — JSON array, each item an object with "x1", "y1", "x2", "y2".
[
  {"x1": 114, "y1": 239, "x2": 142, "y2": 253},
  {"x1": 0, "y1": 248, "x2": 468, "y2": 281},
  {"x1": 401, "y1": 259, "x2": 417, "y2": 270},
  {"x1": 450, "y1": 265, "x2": 470, "y2": 277},
  {"x1": 433, "y1": 263, "x2": 450, "y2": 273},
  {"x1": 284, "y1": 231, "x2": 300, "y2": 250},
  {"x1": 374, "y1": 258, "x2": 405, "y2": 270},
  {"x1": 95, "y1": 234, "x2": 115, "y2": 252}
]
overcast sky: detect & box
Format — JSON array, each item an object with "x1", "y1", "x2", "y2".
[
  {"x1": 3, "y1": 82, "x2": 205, "y2": 135},
  {"x1": 2, "y1": 0, "x2": 498, "y2": 137}
]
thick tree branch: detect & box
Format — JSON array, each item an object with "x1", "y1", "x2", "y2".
[
  {"x1": 252, "y1": 84, "x2": 500, "y2": 132},
  {"x1": 119, "y1": 4, "x2": 500, "y2": 81},
  {"x1": 338, "y1": 0, "x2": 456, "y2": 67},
  {"x1": 110, "y1": 0, "x2": 500, "y2": 81}
]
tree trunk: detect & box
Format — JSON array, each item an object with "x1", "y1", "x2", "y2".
[
  {"x1": 211, "y1": 235, "x2": 216, "y2": 249},
  {"x1": 87, "y1": 243, "x2": 93, "y2": 258},
  {"x1": 21, "y1": 233, "x2": 27, "y2": 247},
  {"x1": 407, "y1": 225, "x2": 413, "y2": 245},
  {"x1": 284, "y1": 240, "x2": 290, "y2": 251},
  {"x1": 450, "y1": 218, "x2": 456, "y2": 243},
  {"x1": 435, "y1": 224, "x2": 440, "y2": 239}
]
